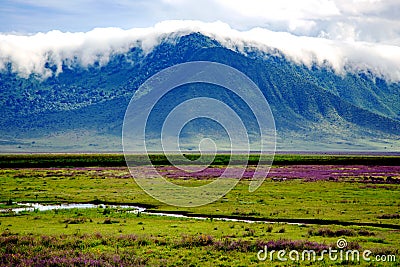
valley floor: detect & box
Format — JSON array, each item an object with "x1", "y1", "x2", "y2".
[{"x1": 0, "y1": 154, "x2": 399, "y2": 266}]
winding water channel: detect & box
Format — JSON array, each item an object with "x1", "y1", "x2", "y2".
[
  {"x1": 1, "y1": 202, "x2": 301, "y2": 225},
  {"x1": 3, "y1": 203, "x2": 399, "y2": 229}
]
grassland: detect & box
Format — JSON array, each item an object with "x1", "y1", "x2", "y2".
[
  {"x1": 0, "y1": 154, "x2": 399, "y2": 266},
  {"x1": 1, "y1": 153, "x2": 400, "y2": 168}
]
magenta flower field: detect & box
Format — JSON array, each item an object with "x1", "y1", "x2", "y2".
[{"x1": 155, "y1": 165, "x2": 400, "y2": 182}]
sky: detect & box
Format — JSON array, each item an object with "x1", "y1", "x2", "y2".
[
  {"x1": 1, "y1": 0, "x2": 399, "y2": 44},
  {"x1": 0, "y1": 0, "x2": 400, "y2": 80}
]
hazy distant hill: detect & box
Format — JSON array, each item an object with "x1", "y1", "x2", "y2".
[{"x1": 1, "y1": 33, "x2": 399, "y2": 152}]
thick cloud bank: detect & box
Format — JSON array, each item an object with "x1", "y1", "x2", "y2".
[{"x1": 1, "y1": 20, "x2": 400, "y2": 81}]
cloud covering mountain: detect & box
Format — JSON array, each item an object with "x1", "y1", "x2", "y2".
[
  {"x1": 1, "y1": 20, "x2": 400, "y2": 81},
  {"x1": 0, "y1": 31, "x2": 399, "y2": 152},
  {"x1": 0, "y1": 1, "x2": 399, "y2": 152}
]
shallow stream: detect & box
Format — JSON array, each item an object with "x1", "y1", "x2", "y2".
[{"x1": 1, "y1": 202, "x2": 303, "y2": 225}]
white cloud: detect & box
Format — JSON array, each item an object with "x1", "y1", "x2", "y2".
[
  {"x1": 0, "y1": 20, "x2": 399, "y2": 81},
  {"x1": 215, "y1": 0, "x2": 340, "y2": 20},
  {"x1": 156, "y1": 0, "x2": 400, "y2": 45}
]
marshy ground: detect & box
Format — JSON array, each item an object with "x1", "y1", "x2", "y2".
[{"x1": 0, "y1": 154, "x2": 399, "y2": 266}]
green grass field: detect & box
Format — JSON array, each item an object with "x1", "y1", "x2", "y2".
[
  {"x1": 1, "y1": 153, "x2": 400, "y2": 167},
  {"x1": 0, "y1": 154, "x2": 399, "y2": 266}
]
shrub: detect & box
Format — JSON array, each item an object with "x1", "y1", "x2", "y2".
[
  {"x1": 277, "y1": 228, "x2": 285, "y2": 233},
  {"x1": 103, "y1": 218, "x2": 112, "y2": 224},
  {"x1": 308, "y1": 228, "x2": 356, "y2": 237},
  {"x1": 377, "y1": 214, "x2": 400, "y2": 219}
]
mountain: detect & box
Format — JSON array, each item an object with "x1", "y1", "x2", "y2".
[{"x1": 0, "y1": 32, "x2": 399, "y2": 152}]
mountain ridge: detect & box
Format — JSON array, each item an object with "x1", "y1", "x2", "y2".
[{"x1": 0, "y1": 32, "x2": 399, "y2": 152}]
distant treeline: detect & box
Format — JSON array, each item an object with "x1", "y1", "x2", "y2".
[{"x1": 0, "y1": 153, "x2": 399, "y2": 168}]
